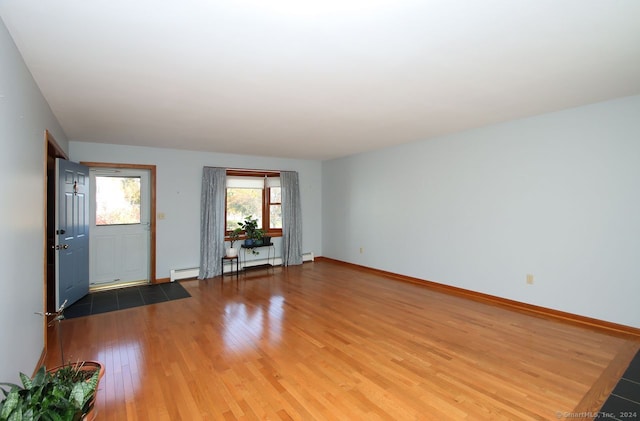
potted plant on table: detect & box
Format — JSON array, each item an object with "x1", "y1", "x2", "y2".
[
  {"x1": 226, "y1": 228, "x2": 242, "y2": 257},
  {"x1": 252, "y1": 228, "x2": 265, "y2": 246},
  {"x1": 238, "y1": 216, "x2": 266, "y2": 255},
  {"x1": 239, "y1": 216, "x2": 262, "y2": 246}
]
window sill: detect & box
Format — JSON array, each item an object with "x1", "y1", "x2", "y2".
[{"x1": 225, "y1": 231, "x2": 282, "y2": 241}]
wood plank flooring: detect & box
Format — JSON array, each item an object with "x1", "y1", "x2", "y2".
[{"x1": 45, "y1": 261, "x2": 639, "y2": 420}]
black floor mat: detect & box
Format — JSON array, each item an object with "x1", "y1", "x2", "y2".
[
  {"x1": 599, "y1": 350, "x2": 640, "y2": 419},
  {"x1": 64, "y1": 282, "x2": 191, "y2": 319}
]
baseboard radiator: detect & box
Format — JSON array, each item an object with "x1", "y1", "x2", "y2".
[
  {"x1": 170, "y1": 267, "x2": 199, "y2": 282},
  {"x1": 240, "y1": 252, "x2": 314, "y2": 271},
  {"x1": 171, "y1": 252, "x2": 315, "y2": 279}
]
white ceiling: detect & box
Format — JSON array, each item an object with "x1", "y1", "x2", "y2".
[{"x1": 2, "y1": 1, "x2": 639, "y2": 160}]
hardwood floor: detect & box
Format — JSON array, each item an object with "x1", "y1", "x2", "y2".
[{"x1": 45, "y1": 261, "x2": 639, "y2": 420}]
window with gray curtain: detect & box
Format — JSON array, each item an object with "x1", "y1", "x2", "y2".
[
  {"x1": 199, "y1": 167, "x2": 226, "y2": 278},
  {"x1": 281, "y1": 171, "x2": 303, "y2": 266}
]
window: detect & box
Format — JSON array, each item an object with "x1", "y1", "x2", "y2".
[
  {"x1": 269, "y1": 185, "x2": 282, "y2": 229},
  {"x1": 225, "y1": 170, "x2": 282, "y2": 236},
  {"x1": 95, "y1": 176, "x2": 141, "y2": 225}
]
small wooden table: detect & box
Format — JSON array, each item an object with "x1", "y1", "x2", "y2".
[{"x1": 221, "y1": 255, "x2": 239, "y2": 278}]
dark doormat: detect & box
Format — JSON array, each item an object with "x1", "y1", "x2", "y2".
[
  {"x1": 64, "y1": 282, "x2": 191, "y2": 319},
  {"x1": 599, "y1": 349, "x2": 640, "y2": 417}
]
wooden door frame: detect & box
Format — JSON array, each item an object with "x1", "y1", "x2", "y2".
[
  {"x1": 42, "y1": 137, "x2": 158, "y2": 365},
  {"x1": 43, "y1": 130, "x2": 68, "y2": 364},
  {"x1": 80, "y1": 161, "x2": 157, "y2": 285}
]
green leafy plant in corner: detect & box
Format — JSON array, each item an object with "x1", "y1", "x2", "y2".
[
  {"x1": 0, "y1": 363, "x2": 100, "y2": 421},
  {"x1": 1, "y1": 303, "x2": 103, "y2": 420}
]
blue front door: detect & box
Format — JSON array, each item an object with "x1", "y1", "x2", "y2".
[{"x1": 55, "y1": 159, "x2": 90, "y2": 308}]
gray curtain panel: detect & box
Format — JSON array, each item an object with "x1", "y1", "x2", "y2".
[
  {"x1": 281, "y1": 171, "x2": 303, "y2": 266},
  {"x1": 199, "y1": 167, "x2": 226, "y2": 279}
]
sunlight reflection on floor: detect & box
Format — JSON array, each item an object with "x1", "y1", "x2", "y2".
[{"x1": 223, "y1": 296, "x2": 284, "y2": 353}]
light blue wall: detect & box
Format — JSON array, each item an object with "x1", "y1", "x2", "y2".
[
  {"x1": 69, "y1": 142, "x2": 322, "y2": 278},
  {"x1": 3, "y1": 6, "x2": 639, "y2": 387},
  {"x1": 0, "y1": 18, "x2": 68, "y2": 382},
  {"x1": 323, "y1": 95, "x2": 640, "y2": 328}
]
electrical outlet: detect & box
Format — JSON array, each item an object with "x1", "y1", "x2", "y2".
[{"x1": 526, "y1": 274, "x2": 534, "y2": 285}]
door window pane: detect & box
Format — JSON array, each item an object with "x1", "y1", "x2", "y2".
[{"x1": 95, "y1": 176, "x2": 141, "y2": 225}]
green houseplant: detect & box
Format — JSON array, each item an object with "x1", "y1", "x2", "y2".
[
  {"x1": 0, "y1": 362, "x2": 103, "y2": 421},
  {"x1": 238, "y1": 216, "x2": 264, "y2": 246},
  {"x1": 1, "y1": 300, "x2": 106, "y2": 420},
  {"x1": 226, "y1": 227, "x2": 242, "y2": 257}
]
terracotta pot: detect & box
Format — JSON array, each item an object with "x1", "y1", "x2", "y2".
[
  {"x1": 48, "y1": 360, "x2": 105, "y2": 382},
  {"x1": 48, "y1": 361, "x2": 105, "y2": 420}
]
